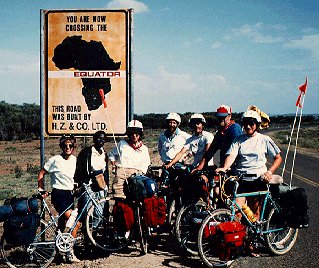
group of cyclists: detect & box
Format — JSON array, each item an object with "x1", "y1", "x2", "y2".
[{"x1": 37, "y1": 104, "x2": 283, "y2": 262}]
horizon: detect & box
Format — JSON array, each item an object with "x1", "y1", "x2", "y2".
[{"x1": 0, "y1": 0, "x2": 318, "y2": 115}]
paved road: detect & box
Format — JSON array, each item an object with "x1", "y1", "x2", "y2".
[{"x1": 231, "y1": 149, "x2": 319, "y2": 268}]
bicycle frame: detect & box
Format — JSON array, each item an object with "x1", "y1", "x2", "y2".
[
  {"x1": 226, "y1": 179, "x2": 282, "y2": 236},
  {"x1": 35, "y1": 183, "x2": 104, "y2": 241}
]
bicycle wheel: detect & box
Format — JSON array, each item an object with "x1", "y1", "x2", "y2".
[
  {"x1": 136, "y1": 205, "x2": 148, "y2": 255},
  {"x1": 85, "y1": 198, "x2": 131, "y2": 252},
  {"x1": 197, "y1": 209, "x2": 233, "y2": 268},
  {"x1": 1, "y1": 219, "x2": 56, "y2": 268},
  {"x1": 175, "y1": 204, "x2": 208, "y2": 255},
  {"x1": 265, "y1": 207, "x2": 299, "y2": 255}
]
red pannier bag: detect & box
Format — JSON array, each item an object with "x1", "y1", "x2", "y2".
[
  {"x1": 143, "y1": 196, "x2": 166, "y2": 227},
  {"x1": 216, "y1": 221, "x2": 246, "y2": 260},
  {"x1": 203, "y1": 221, "x2": 219, "y2": 239},
  {"x1": 113, "y1": 200, "x2": 134, "y2": 232}
]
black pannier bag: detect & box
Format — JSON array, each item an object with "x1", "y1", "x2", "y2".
[
  {"x1": 4, "y1": 213, "x2": 40, "y2": 246},
  {"x1": 277, "y1": 187, "x2": 309, "y2": 228}
]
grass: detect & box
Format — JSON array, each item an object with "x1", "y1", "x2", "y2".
[{"x1": 272, "y1": 126, "x2": 319, "y2": 149}]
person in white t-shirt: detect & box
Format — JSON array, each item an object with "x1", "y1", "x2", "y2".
[
  {"x1": 158, "y1": 112, "x2": 191, "y2": 164},
  {"x1": 109, "y1": 120, "x2": 151, "y2": 199},
  {"x1": 37, "y1": 134, "x2": 79, "y2": 262},
  {"x1": 216, "y1": 110, "x2": 282, "y2": 220},
  {"x1": 164, "y1": 113, "x2": 213, "y2": 169},
  {"x1": 164, "y1": 114, "x2": 214, "y2": 204}
]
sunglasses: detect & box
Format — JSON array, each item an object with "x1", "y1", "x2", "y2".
[
  {"x1": 61, "y1": 143, "x2": 74, "y2": 149},
  {"x1": 242, "y1": 120, "x2": 256, "y2": 127}
]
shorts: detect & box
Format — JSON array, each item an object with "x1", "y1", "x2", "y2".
[
  {"x1": 112, "y1": 168, "x2": 141, "y2": 199},
  {"x1": 237, "y1": 179, "x2": 267, "y2": 194},
  {"x1": 51, "y1": 188, "x2": 74, "y2": 214}
]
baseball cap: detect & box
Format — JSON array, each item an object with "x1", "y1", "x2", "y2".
[{"x1": 216, "y1": 105, "x2": 232, "y2": 117}]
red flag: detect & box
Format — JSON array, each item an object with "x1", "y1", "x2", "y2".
[
  {"x1": 299, "y1": 77, "x2": 308, "y2": 93},
  {"x1": 296, "y1": 77, "x2": 308, "y2": 108},
  {"x1": 99, "y1": 89, "x2": 107, "y2": 108}
]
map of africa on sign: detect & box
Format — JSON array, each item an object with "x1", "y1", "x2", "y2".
[{"x1": 52, "y1": 35, "x2": 121, "y2": 111}]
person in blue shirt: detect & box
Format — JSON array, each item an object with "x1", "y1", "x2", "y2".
[{"x1": 193, "y1": 105, "x2": 242, "y2": 171}]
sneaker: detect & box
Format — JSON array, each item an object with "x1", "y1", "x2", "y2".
[{"x1": 66, "y1": 250, "x2": 80, "y2": 263}]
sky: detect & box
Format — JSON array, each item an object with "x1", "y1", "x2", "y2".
[{"x1": 0, "y1": 0, "x2": 318, "y2": 115}]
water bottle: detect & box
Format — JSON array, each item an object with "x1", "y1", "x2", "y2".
[
  {"x1": 65, "y1": 208, "x2": 78, "y2": 230},
  {"x1": 242, "y1": 204, "x2": 257, "y2": 223}
]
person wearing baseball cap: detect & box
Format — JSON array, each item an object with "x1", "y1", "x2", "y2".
[{"x1": 193, "y1": 105, "x2": 242, "y2": 173}]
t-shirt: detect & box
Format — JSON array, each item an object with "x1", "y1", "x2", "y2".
[
  {"x1": 44, "y1": 154, "x2": 77, "y2": 190},
  {"x1": 183, "y1": 130, "x2": 214, "y2": 166},
  {"x1": 109, "y1": 140, "x2": 151, "y2": 174},
  {"x1": 91, "y1": 147, "x2": 106, "y2": 172},
  {"x1": 227, "y1": 132, "x2": 281, "y2": 179},
  {"x1": 158, "y1": 128, "x2": 191, "y2": 163}
]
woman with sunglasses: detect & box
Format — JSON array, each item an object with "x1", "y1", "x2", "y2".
[
  {"x1": 37, "y1": 134, "x2": 80, "y2": 262},
  {"x1": 216, "y1": 110, "x2": 282, "y2": 256},
  {"x1": 216, "y1": 110, "x2": 282, "y2": 218}
]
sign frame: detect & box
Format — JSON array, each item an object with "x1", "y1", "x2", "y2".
[{"x1": 41, "y1": 9, "x2": 133, "y2": 138}]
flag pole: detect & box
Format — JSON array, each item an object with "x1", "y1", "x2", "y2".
[
  {"x1": 281, "y1": 106, "x2": 299, "y2": 179},
  {"x1": 289, "y1": 93, "x2": 306, "y2": 187}
]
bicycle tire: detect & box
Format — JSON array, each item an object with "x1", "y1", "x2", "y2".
[
  {"x1": 136, "y1": 205, "x2": 148, "y2": 255},
  {"x1": 197, "y1": 208, "x2": 233, "y2": 268},
  {"x1": 85, "y1": 198, "x2": 132, "y2": 252},
  {"x1": 265, "y1": 207, "x2": 299, "y2": 255},
  {"x1": 0, "y1": 219, "x2": 56, "y2": 268},
  {"x1": 175, "y1": 204, "x2": 205, "y2": 256}
]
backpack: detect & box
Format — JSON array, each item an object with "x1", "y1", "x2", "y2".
[
  {"x1": 124, "y1": 175, "x2": 157, "y2": 201},
  {"x1": 216, "y1": 221, "x2": 247, "y2": 261},
  {"x1": 4, "y1": 213, "x2": 40, "y2": 246},
  {"x1": 113, "y1": 200, "x2": 134, "y2": 233},
  {"x1": 278, "y1": 187, "x2": 309, "y2": 228},
  {"x1": 143, "y1": 196, "x2": 166, "y2": 227}
]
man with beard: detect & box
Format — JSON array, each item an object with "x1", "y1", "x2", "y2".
[{"x1": 158, "y1": 112, "x2": 191, "y2": 165}]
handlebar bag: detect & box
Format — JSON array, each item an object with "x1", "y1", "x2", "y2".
[{"x1": 124, "y1": 175, "x2": 157, "y2": 201}]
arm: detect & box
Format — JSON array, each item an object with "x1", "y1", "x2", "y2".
[
  {"x1": 37, "y1": 168, "x2": 48, "y2": 190},
  {"x1": 262, "y1": 153, "x2": 282, "y2": 183},
  {"x1": 215, "y1": 154, "x2": 237, "y2": 173},
  {"x1": 165, "y1": 147, "x2": 188, "y2": 169}
]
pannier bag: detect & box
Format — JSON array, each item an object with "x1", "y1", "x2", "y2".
[
  {"x1": 124, "y1": 175, "x2": 158, "y2": 201},
  {"x1": 203, "y1": 221, "x2": 219, "y2": 239},
  {"x1": 113, "y1": 200, "x2": 134, "y2": 233},
  {"x1": 189, "y1": 210, "x2": 209, "y2": 237},
  {"x1": 279, "y1": 187, "x2": 309, "y2": 228},
  {"x1": 216, "y1": 221, "x2": 247, "y2": 260},
  {"x1": 143, "y1": 196, "x2": 166, "y2": 227},
  {"x1": 4, "y1": 213, "x2": 40, "y2": 246},
  {"x1": 0, "y1": 197, "x2": 39, "y2": 222}
]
